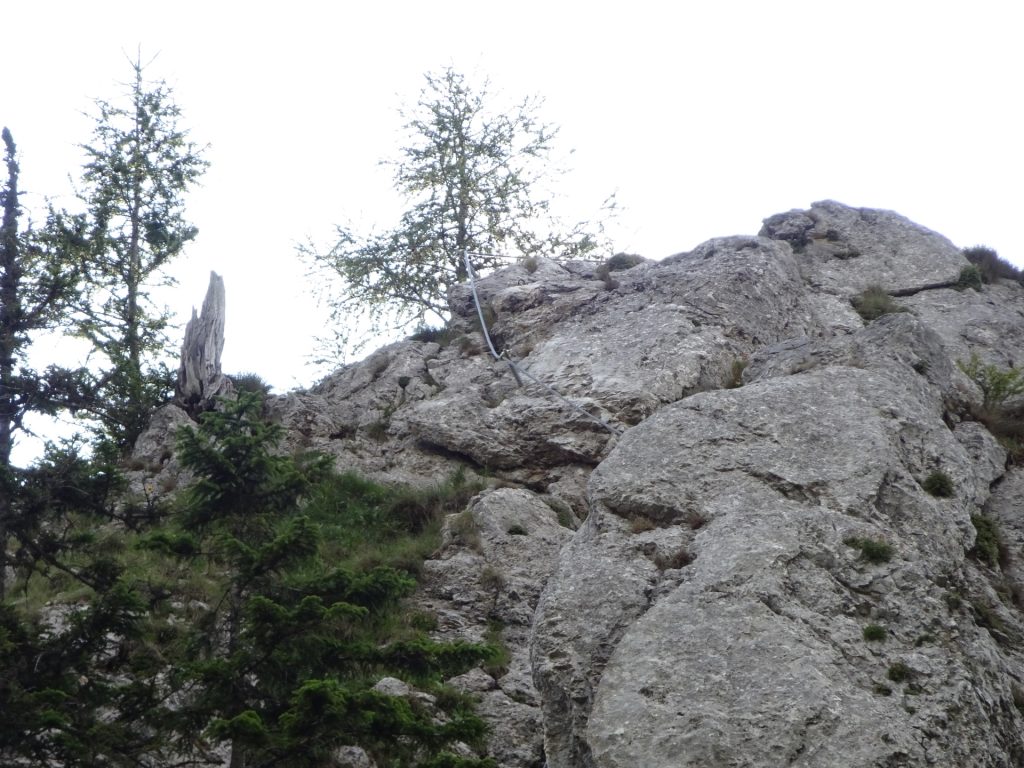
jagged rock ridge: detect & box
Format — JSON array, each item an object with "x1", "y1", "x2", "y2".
[{"x1": 135, "y1": 201, "x2": 1024, "y2": 767}]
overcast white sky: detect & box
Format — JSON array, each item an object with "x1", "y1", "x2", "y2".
[{"x1": 5, "y1": 1, "x2": 1022, "y2": 402}]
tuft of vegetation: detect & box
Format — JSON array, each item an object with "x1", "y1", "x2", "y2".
[
  {"x1": 958, "y1": 354, "x2": 1024, "y2": 460},
  {"x1": 970, "y1": 513, "x2": 1008, "y2": 569},
  {"x1": 887, "y1": 662, "x2": 912, "y2": 683},
  {"x1": 449, "y1": 508, "x2": 484, "y2": 553},
  {"x1": 852, "y1": 285, "x2": 908, "y2": 321},
  {"x1": 653, "y1": 547, "x2": 693, "y2": 571},
  {"x1": 506, "y1": 524, "x2": 528, "y2": 536},
  {"x1": 229, "y1": 371, "x2": 272, "y2": 397},
  {"x1": 630, "y1": 516, "x2": 657, "y2": 533},
  {"x1": 956, "y1": 265, "x2": 984, "y2": 291},
  {"x1": 725, "y1": 357, "x2": 748, "y2": 389},
  {"x1": 409, "y1": 323, "x2": 462, "y2": 346},
  {"x1": 844, "y1": 536, "x2": 895, "y2": 564},
  {"x1": 863, "y1": 624, "x2": 887, "y2": 642},
  {"x1": 922, "y1": 470, "x2": 955, "y2": 498},
  {"x1": 521, "y1": 255, "x2": 539, "y2": 273},
  {"x1": 605, "y1": 252, "x2": 645, "y2": 271},
  {"x1": 958, "y1": 353, "x2": 1024, "y2": 411},
  {"x1": 963, "y1": 245, "x2": 1023, "y2": 284},
  {"x1": 482, "y1": 620, "x2": 511, "y2": 678}
]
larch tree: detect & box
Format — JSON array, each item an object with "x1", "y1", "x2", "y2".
[
  {"x1": 302, "y1": 67, "x2": 611, "y2": 359},
  {"x1": 74, "y1": 58, "x2": 207, "y2": 454}
]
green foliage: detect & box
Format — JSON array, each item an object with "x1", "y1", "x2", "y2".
[
  {"x1": 956, "y1": 264, "x2": 984, "y2": 291},
  {"x1": 230, "y1": 371, "x2": 272, "y2": 397},
  {"x1": 922, "y1": 470, "x2": 955, "y2": 498},
  {"x1": 0, "y1": 446, "x2": 177, "y2": 767},
  {"x1": 852, "y1": 285, "x2": 908, "y2": 321},
  {"x1": 887, "y1": 662, "x2": 912, "y2": 683},
  {"x1": 863, "y1": 624, "x2": 887, "y2": 642},
  {"x1": 301, "y1": 67, "x2": 612, "y2": 359},
  {"x1": 970, "y1": 513, "x2": 1006, "y2": 569},
  {"x1": 72, "y1": 59, "x2": 208, "y2": 453},
  {"x1": 605, "y1": 252, "x2": 645, "y2": 271},
  {"x1": 844, "y1": 536, "x2": 894, "y2": 564},
  {"x1": 958, "y1": 353, "x2": 1024, "y2": 411},
  {"x1": 158, "y1": 395, "x2": 494, "y2": 765},
  {"x1": 1, "y1": 129, "x2": 93, "y2": 597},
  {"x1": 963, "y1": 245, "x2": 1022, "y2": 284}
]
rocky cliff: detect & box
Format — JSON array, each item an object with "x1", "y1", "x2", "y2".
[{"x1": 137, "y1": 200, "x2": 1024, "y2": 767}]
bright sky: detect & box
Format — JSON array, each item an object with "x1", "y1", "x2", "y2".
[{"x1": 5, "y1": 1, "x2": 1022, "y2": 402}]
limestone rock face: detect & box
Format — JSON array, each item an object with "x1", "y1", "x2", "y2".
[{"x1": 138, "y1": 201, "x2": 1024, "y2": 766}]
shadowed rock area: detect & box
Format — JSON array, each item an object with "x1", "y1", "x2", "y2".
[{"x1": 134, "y1": 201, "x2": 1024, "y2": 766}]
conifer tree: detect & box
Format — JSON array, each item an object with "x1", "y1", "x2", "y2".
[
  {"x1": 154, "y1": 393, "x2": 496, "y2": 767},
  {"x1": 74, "y1": 58, "x2": 207, "y2": 454},
  {"x1": 0, "y1": 127, "x2": 90, "y2": 598}
]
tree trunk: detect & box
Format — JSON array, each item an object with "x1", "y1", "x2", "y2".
[
  {"x1": 176, "y1": 272, "x2": 228, "y2": 414},
  {"x1": 0, "y1": 127, "x2": 23, "y2": 600}
]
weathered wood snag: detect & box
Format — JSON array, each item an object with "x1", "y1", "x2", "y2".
[{"x1": 176, "y1": 271, "x2": 229, "y2": 414}]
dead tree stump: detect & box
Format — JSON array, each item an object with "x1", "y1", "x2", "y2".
[{"x1": 176, "y1": 271, "x2": 229, "y2": 414}]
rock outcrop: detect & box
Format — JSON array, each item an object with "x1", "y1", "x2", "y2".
[{"x1": 134, "y1": 200, "x2": 1024, "y2": 766}]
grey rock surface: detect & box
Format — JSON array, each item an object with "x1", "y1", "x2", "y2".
[{"x1": 131, "y1": 200, "x2": 1024, "y2": 766}]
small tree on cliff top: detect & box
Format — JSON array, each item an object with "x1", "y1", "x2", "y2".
[{"x1": 303, "y1": 68, "x2": 611, "y2": 358}]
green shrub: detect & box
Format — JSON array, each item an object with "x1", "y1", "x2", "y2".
[
  {"x1": 365, "y1": 418, "x2": 390, "y2": 441},
  {"x1": 958, "y1": 353, "x2": 1024, "y2": 410},
  {"x1": 230, "y1": 371, "x2": 272, "y2": 396},
  {"x1": 963, "y1": 245, "x2": 1022, "y2": 284},
  {"x1": 521, "y1": 255, "x2": 539, "y2": 273},
  {"x1": 605, "y1": 252, "x2": 645, "y2": 271},
  {"x1": 887, "y1": 662, "x2": 912, "y2": 683},
  {"x1": 922, "y1": 470, "x2": 955, "y2": 498},
  {"x1": 863, "y1": 624, "x2": 887, "y2": 642},
  {"x1": 956, "y1": 265, "x2": 984, "y2": 291},
  {"x1": 970, "y1": 513, "x2": 1007, "y2": 568},
  {"x1": 844, "y1": 536, "x2": 894, "y2": 564},
  {"x1": 852, "y1": 285, "x2": 908, "y2": 321}
]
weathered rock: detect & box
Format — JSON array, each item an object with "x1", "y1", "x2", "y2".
[
  {"x1": 129, "y1": 200, "x2": 1024, "y2": 767},
  {"x1": 760, "y1": 200, "x2": 967, "y2": 298},
  {"x1": 534, "y1": 359, "x2": 1024, "y2": 767},
  {"x1": 416, "y1": 488, "x2": 573, "y2": 767}
]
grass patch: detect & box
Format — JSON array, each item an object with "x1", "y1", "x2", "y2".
[
  {"x1": 922, "y1": 470, "x2": 955, "y2": 498},
  {"x1": 482, "y1": 619, "x2": 511, "y2": 678},
  {"x1": 303, "y1": 469, "x2": 482, "y2": 575},
  {"x1": 887, "y1": 662, "x2": 912, "y2": 683},
  {"x1": 852, "y1": 285, "x2": 908, "y2": 321},
  {"x1": 956, "y1": 265, "x2": 984, "y2": 291},
  {"x1": 844, "y1": 536, "x2": 894, "y2": 564},
  {"x1": 653, "y1": 547, "x2": 693, "y2": 571},
  {"x1": 970, "y1": 513, "x2": 1008, "y2": 569},
  {"x1": 863, "y1": 624, "x2": 887, "y2": 642}
]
